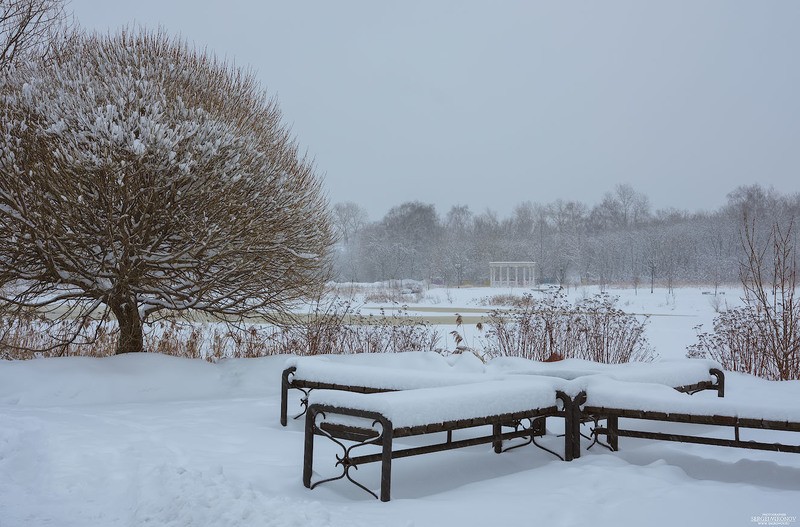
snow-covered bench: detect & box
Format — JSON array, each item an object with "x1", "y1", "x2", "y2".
[
  {"x1": 281, "y1": 355, "x2": 724, "y2": 426},
  {"x1": 302, "y1": 378, "x2": 579, "y2": 502},
  {"x1": 280, "y1": 354, "x2": 497, "y2": 426},
  {"x1": 579, "y1": 377, "x2": 800, "y2": 456}
]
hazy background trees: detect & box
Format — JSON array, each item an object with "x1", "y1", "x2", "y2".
[
  {"x1": 0, "y1": 29, "x2": 333, "y2": 354},
  {"x1": 331, "y1": 201, "x2": 368, "y2": 283},
  {"x1": 332, "y1": 183, "x2": 799, "y2": 288}
]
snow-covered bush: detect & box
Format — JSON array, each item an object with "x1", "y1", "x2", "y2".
[
  {"x1": 688, "y1": 309, "x2": 773, "y2": 378},
  {"x1": 483, "y1": 291, "x2": 654, "y2": 363},
  {"x1": 688, "y1": 220, "x2": 799, "y2": 380},
  {"x1": 0, "y1": 29, "x2": 332, "y2": 354}
]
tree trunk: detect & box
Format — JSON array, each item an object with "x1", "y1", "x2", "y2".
[
  {"x1": 650, "y1": 267, "x2": 655, "y2": 293},
  {"x1": 110, "y1": 298, "x2": 144, "y2": 354}
]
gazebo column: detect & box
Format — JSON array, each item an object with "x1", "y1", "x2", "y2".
[{"x1": 489, "y1": 262, "x2": 536, "y2": 288}]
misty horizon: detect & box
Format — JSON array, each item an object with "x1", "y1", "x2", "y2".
[
  {"x1": 338, "y1": 181, "x2": 791, "y2": 222},
  {"x1": 69, "y1": 1, "x2": 800, "y2": 221}
]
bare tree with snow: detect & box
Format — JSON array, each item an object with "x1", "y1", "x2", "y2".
[
  {"x1": 1, "y1": 0, "x2": 72, "y2": 68},
  {"x1": 0, "y1": 29, "x2": 333, "y2": 354}
]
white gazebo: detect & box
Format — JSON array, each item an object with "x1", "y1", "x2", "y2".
[{"x1": 489, "y1": 261, "x2": 536, "y2": 288}]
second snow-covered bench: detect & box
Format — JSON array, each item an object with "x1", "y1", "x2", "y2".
[{"x1": 581, "y1": 377, "x2": 800, "y2": 455}]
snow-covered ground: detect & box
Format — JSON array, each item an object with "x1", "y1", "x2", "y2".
[{"x1": 2, "y1": 286, "x2": 799, "y2": 527}]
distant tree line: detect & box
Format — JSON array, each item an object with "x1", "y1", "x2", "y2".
[{"x1": 331, "y1": 183, "x2": 800, "y2": 289}]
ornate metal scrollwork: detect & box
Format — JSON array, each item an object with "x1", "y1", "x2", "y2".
[
  {"x1": 501, "y1": 418, "x2": 535, "y2": 452},
  {"x1": 308, "y1": 410, "x2": 386, "y2": 500},
  {"x1": 497, "y1": 417, "x2": 564, "y2": 460},
  {"x1": 293, "y1": 387, "x2": 312, "y2": 421},
  {"x1": 586, "y1": 414, "x2": 615, "y2": 451}
]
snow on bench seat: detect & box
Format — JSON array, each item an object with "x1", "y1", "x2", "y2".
[
  {"x1": 286, "y1": 351, "x2": 468, "y2": 372},
  {"x1": 281, "y1": 354, "x2": 503, "y2": 425},
  {"x1": 288, "y1": 357, "x2": 497, "y2": 392},
  {"x1": 580, "y1": 376, "x2": 800, "y2": 424},
  {"x1": 307, "y1": 377, "x2": 566, "y2": 430},
  {"x1": 488, "y1": 357, "x2": 722, "y2": 389}
]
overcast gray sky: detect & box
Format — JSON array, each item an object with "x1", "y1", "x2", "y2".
[{"x1": 70, "y1": 0, "x2": 800, "y2": 220}]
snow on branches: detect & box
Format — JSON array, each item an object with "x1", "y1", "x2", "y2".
[{"x1": 0, "y1": 29, "x2": 333, "y2": 354}]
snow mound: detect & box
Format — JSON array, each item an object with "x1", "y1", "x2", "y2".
[{"x1": 0, "y1": 353, "x2": 287, "y2": 406}]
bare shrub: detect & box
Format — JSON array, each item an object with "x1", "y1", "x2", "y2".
[
  {"x1": 275, "y1": 299, "x2": 440, "y2": 356},
  {"x1": 0, "y1": 313, "x2": 114, "y2": 359},
  {"x1": 219, "y1": 302, "x2": 438, "y2": 357},
  {"x1": 142, "y1": 320, "x2": 279, "y2": 360},
  {"x1": 362, "y1": 290, "x2": 400, "y2": 304},
  {"x1": 482, "y1": 291, "x2": 654, "y2": 363},
  {"x1": 688, "y1": 220, "x2": 800, "y2": 380},
  {"x1": 571, "y1": 294, "x2": 654, "y2": 363},
  {"x1": 479, "y1": 293, "x2": 531, "y2": 308},
  {"x1": 688, "y1": 311, "x2": 772, "y2": 378},
  {"x1": 707, "y1": 293, "x2": 726, "y2": 314},
  {"x1": 362, "y1": 288, "x2": 425, "y2": 304}
]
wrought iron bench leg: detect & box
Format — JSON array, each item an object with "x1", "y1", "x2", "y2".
[
  {"x1": 710, "y1": 368, "x2": 725, "y2": 397},
  {"x1": 561, "y1": 391, "x2": 586, "y2": 461},
  {"x1": 302, "y1": 404, "x2": 315, "y2": 488},
  {"x1": 380, "y1": 425, "x2": 393, "y2": 502},
  {"x1": 607, "y1": 415, "x2": 619, "y2": 451},
  {"x1": 280, "y1": 367, "x2": 296, "y2": 426},
  {"x1": 303, "y1": 405, "x2": 394, "y2": 500},
  {"x1": 571, "y1": 396, "x2": 583, "y2": 460},
  {"x1": 493, "y1": 423, "x2": 502, "y2": 453}
]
